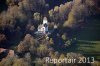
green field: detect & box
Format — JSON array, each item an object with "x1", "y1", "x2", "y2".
[
  {"x1": 54, "y1": 40, "x2": 100, "y2": 60},
  {"x1": 77, "y1": 40, "x2": 100, "y2": 53},
  {"x1": 55, "y1": 16, "x2": 100, "y2": 60},
  {"x1": 75, "y1": 16, "x2": 100, "y2": 60},
  {"x1": 76, "y1": 40, "x2": 100, "y2": 60}
]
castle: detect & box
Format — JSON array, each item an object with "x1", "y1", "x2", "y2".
[{"x1": 37, "y1": 17, "x2": 48, "y2": 34}]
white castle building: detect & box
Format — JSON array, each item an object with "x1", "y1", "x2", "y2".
[{"x1": 38, "y1": 17, "x2": 48, "y2": 34}]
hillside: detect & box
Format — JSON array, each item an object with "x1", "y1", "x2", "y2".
[{"x1": 0, "y1": 0, "x2": 100, "y2": 66}]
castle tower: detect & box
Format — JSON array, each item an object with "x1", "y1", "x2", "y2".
[
  {"x1": 43, "y1": 17, "x2": 48, "y2": 24},
  {"x1": 43, "y1": 17, "x2": 48, "y2": 33},
  {"x1": 37, "y1": 17, "x2": 48, "y2": 34}
]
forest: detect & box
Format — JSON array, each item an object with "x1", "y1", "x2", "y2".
[{"x1": 0, "y1": 0, "x2": 100, "y2": 66}]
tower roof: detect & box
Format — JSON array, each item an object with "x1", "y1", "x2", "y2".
[{"x1": 43, "y1": 17, "x2": 47, "y2": 20}]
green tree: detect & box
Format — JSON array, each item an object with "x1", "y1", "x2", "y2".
[
  {"x1": 17, "y1": 41, "x2": 30, "y2": 53},
  {"x1": 63, "y1": 2, "x2": 88, "y2": 27},
  {"x1": 33, "y1": 12, "x2": 41, "y2": 22},
  {"x1": 0, "y1": 57, "x2": 14, "y2": 66},
  {"x1": 49, "y1": 38, "x2": 54, "y2": 45},
  {"x1": 62, "y1": 33, "x2": 68, "y2": 41},
  {"x1": 48, "y1": 9, "x2": 55, "y2": 22},
  {"x1": 37, "y1": 44, "x2": 48, "y2": 57},
  {"x1": 65, "y1": 40, "x2": 71, "y2": 47},
  {"x1": 35, "y1": 58, "x2": 44, "y2": 66},
  {"x1": 13, "y1": 58, "x2": 30, "y2": 66}
]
